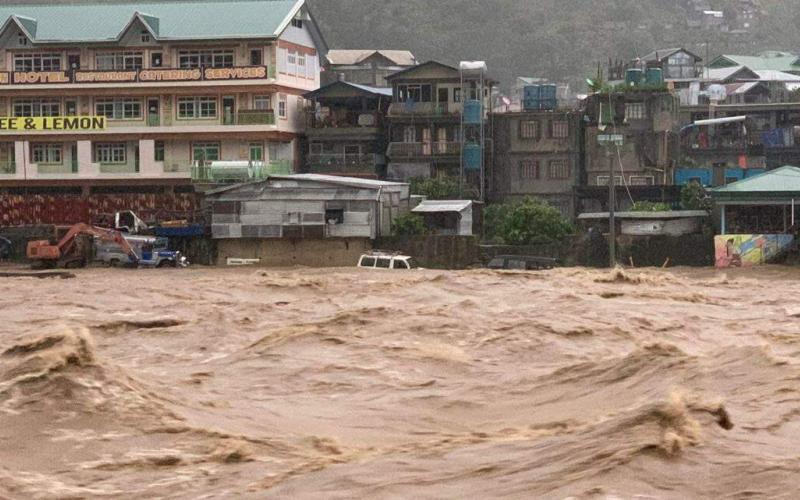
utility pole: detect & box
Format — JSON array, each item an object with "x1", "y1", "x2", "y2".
[
  {"x1": 598, "y1": 133, "x2": 622, "y2": 267},
  {"x1": 608, "y1": 148, "x2": 616, "y2": 267}
]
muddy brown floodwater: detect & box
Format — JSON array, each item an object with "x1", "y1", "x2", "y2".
[{"x1": 1, "y1": 266, "x2": 799, "y2": 499}]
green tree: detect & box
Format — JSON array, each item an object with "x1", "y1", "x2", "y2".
[
  {"x1": 409, "y1": 176, "x2": 460, "y2": 200},
  {"x1": 680, "y1": 183, "x2": 712, "y2": 211},
  {"x1": 392, "y1": 213, "x2": 425, "y2": 236},
  {"x1": 485, "y1": 198, "x2": 573, "y2": 245}
]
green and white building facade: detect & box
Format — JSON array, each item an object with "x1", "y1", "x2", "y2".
[{"x1": 0, "y1": 0, "x2": 327, "y2": 191}]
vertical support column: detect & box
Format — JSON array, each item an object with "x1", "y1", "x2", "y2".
[
  {"x1": 77, "y1": 140, "x2": 96, "y2": 177},
  {"x1": 721, "y1": 205, "x2": 726, "y2": 235},
  {"x1": 14, "y1": 140, "x2": 27, "y2": 180},
  {"x1": 138, "y1": 139, "x2": 157, "y2": 176}
]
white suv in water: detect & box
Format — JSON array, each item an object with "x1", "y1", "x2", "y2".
[{"x1": 357, "y1": 252, "x2": 417, "y2": 270}]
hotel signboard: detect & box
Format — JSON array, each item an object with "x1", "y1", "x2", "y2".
[
  {"x1": 0, "y1": 66, "x2": 271, "y2": 85},
  {"x1": 0, "y1": 116, "x2": 106, "y2": 132}
]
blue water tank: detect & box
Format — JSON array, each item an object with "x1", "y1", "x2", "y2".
[
  {"x1": 523, "y1": 85, "x2": 540, "y2": 111},
  {"x1": 645, "y1": 67, "x2": 663, "y2": 85},
  {"x1": 625, "y1": 68, "x2": 643, "y2": 87},
  {"x1": 463, "y1": 100, "x2": 482, "y2": 124},
  {"x1": 745, "y1": 168, "x2": 766, "y2": 178},
  {"x1": 724, "y1": 168, "x2": 745, "y2": 183},
  {"x1": 463, "y1": 144, "x2": 481, "y2": 170}
]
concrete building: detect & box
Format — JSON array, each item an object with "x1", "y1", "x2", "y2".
[
  {"x1": 207, "y1": 174, "x2": 410, "y2": 266},
  {"x1": 489, "y1": 109, "x2": 582, "y2": 218},
  {"x1": 322, "y1": 50, "x2": 416, "y2": 87},
  {"x1": 580, "y1": 89, "x2": 681, "y2": 212},
  {"x1": 384, "y1": 60, "x2": 495, "y2": 183},
  {"x1": 0, "y1": 0, "x2": 327, "y2": 194},
  {"x1": 303, "y1": 80, "x2": 391, "y2": 178}
]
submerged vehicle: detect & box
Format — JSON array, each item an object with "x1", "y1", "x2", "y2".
[
  {"x1": 357, "y1": 252, "x2": 417, "y2": 270},
  {"x1": 487, "y1": 255, "x2": 557, "y2": 270},
  {"x1": 27, "y1": 223, "x2": 139, "y2": 269},
  {"x1": 95, "y1": 235, "x2": 188, "y2": 268}
]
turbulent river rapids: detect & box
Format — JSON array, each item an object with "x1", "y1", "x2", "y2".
[{"x1": 1, "y1": 266, "x2": 799, "y2": 499}]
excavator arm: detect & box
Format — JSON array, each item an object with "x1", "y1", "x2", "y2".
[{"x1": 28, "y1": 223, "x2": 139, "y2": 267}]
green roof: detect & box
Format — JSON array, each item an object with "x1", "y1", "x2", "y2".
[
  {"x1": 0, "y1": 0, "x2": 302, "y2": 42},
  {"x1": 712, "y1": 166, "x2": 800, "y2": 202},
  {"x1": 710, "y1": 54, "x2": 800, "y2": 72}
]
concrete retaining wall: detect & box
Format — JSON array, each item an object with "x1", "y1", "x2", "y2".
[
  {"x1": 376, "y1": 235, "x2": 480, "y2": 269},
  {"x1": 215, "y1": 238, "x2": 372, "y2": 267}
]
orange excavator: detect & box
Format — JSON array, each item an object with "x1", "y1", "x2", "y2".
[{"x1": 26, "y1": 223, "x2": 139, "y2": 269}]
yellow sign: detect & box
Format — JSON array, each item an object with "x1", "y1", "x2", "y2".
[{"x1": 0, "y1": 116, "x2": 106, "y2": 132}]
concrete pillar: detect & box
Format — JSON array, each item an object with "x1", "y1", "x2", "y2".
[
  {"x1": 721, "y1": 205, "x2": 726, "y2": 235},
  {"x1": 138, "y1": 139, "x2": 157, "y2": 176},
  {"x1": 77, "y1": 140, "x2": 97, "y2": 177},
  {"x1": 14, "y1": 140, "x2": 27, "y2": 179}
]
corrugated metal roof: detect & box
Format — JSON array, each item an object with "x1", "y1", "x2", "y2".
[
  {"x1": 326, "y1": 50, "x2": 416, "y2": 66},
  {"x1": 274, "y1": 173, "x2": 406, "y2": 189},
  {"x1": 0, "y1": 0, "x2": 301, "y2": 42},
  {"x1": 412, "y1": 200, "x2": 472, "y2": 213},
  {"x1": 714, "y1": 54, "x2": 800, "y2": 72},
  {"x1": 303, "y1": 80, "x2": 392, "y2": 99},
  {"x1": 712, "y1": 166, "x2": 800, "y2": 194},
  {"x1": 578, "y1": 211, "x2": 708, "y2": 220}
]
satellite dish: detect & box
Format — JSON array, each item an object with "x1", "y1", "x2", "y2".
[{"x1": 707, "y1": 84, "x2": 727, "y2": 102}]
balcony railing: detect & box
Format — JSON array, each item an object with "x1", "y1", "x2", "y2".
[
  {"x1": 307, "y1": 153, "x2": 379, "y2": 172},
  {"x1": 232, "y1": 110, "x2": 276, "y2": 125},
  {"x1": 191, "y1": 160, "x2": 291, "y2": 183},
  {"x1": 388, "y1": 102, "x2": 460, "y2": 117},
  {"x1": 37, "y1": 164, "x2": 76, "y2": 174},
  {"x1": 306, "y1": 111, "x2": 381, "y2": 130},
  {"x1": 99, "y1": 164, "x2": 138, "y2": 174},
  {"x1": 387, "y1": 141, "x2": 461, "y2": 158}
]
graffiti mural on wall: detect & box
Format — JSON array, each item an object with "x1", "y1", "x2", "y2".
[{"x1": 714, "y1": 234, "x2": 794, "y2": 268}]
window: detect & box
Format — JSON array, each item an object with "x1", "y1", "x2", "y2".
[
  {"x1": 32, "y1": 144, "x2": 62, "y2": 164},
  {"x1": 453, "y1": 88, "x2": 462, "y2": 103},
  {"x1": 178, "y1": 49, "x2": 234, "y2": 68},
  {"x1": 625, "y1": 102, "x2": 645, "y2": 121},
  {"x1": 287, "y1": 51, "x2": 297, "y2": 66},
  {"x1": 154, "y1": 141, "x2": 165, "y2": 162},
  {"x1": 17, "y1": 32, "x2": 27, "y2": 46},
  {"x1": 140, "y1": 31, "x2": 151, "y2": 43},
  {"x1": 250, "y1": 49, "x2": 262, "y2": 66},
  {"x1": 177, "y1": 97, "x2": 217, "y2": 119},
  {"x1": 95, "y1": 51, "x2": 143, "y2": 70},
  {"x1": 548, "y1": 160, "x2": 570, "y2": 179},
  {"x1": 14, "y1": 53, "x2": 61, "y2": 72},
  {"x1": 65, "y1": 100, "x2": 77, "y2": 116},
  {"x1": 249, "y1": 143, "x2": 263, "y2": 162},
  {"x1": 551, "y1": 120, "x2": 569, "y2": 138},
  {"x1": 325, "y1": 209, "x2": 344, "y2": 225},
  {"x1": 150, "y1": 52, "x2": 163, "y2": 68},
  {"x1": 519, "y1": 159, "x2": 539, "y2": 179},
  {"x1": 95, "y1": 143, "x2": 126, "y2": 164},
  {"x1": 360, "y1": 257, "x2": 376, "y2": 267},
  {"x1": 392, "y1": 260, "x2": 410, "y2": 269},
  {"x1": 397, "y1": 84, "x2": 431, "y2": 103},
  {"x1": 278, "y1": 94, "x2": 287, "y2": 118},
  {"x1": 375, "y1": 258, "x2": 391, "y2": 269},
  {"x1": 629, "y1": 175, "x2": 654, "y2": 186},
  {"x1": 192, "y1": 142, "x2": 220, "y2": 163},
  {"x1": 291, "y1": 18, "x2": 303, "y2": 29},
  {"x1": 95, "y1": 98, "x2": 142, "y2": 120},
  {"x1": 297, "y1": 53, "x2": 306, "y2": 69},
  {"x1": 13, "y1": 99, "x2": 60, "y2": 117},
  {"x1": 253, "y1": 95, "x2": 271, "y2": 110},
  {"x1": 519, "y1": 120, "x2": 539, "y2": 139}
]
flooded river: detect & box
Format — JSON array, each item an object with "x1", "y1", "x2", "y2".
[{"x1": 1, "y1": 266, "x2": 799, "y2": 498}]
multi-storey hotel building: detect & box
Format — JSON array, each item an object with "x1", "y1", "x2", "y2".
[{"x1": 0, "y1": 0, "x2": 326, "y2": 192}]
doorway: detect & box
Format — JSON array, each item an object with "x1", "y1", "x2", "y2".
[
  {"x1": 147, "y1": 98, "x2": 160, "y2": 126},
  {"x1": 222, "y1": 96, "x2": 235, "y2": 125}
]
